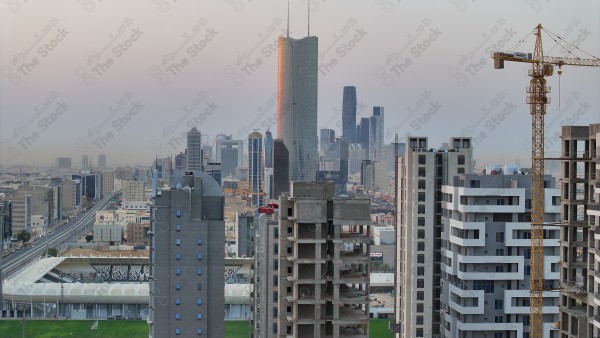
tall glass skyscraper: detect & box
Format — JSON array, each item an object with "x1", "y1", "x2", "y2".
[
  {"x1": 342, "y1": 86, "x2": 357, "y2": 143},
  {"x1": 264, "y1": 130, "x2": 273, "y2": 168},
  {"x1": 277, "y1": 35, "x2": 318, "y2": 182},
  {"x1": 248, "y1": 131, "x2": 264, "y2": 208},
  {"x1": 370, "y1": 107, "x2": 384, "y2": 161},
  {"x1": 186, "y1": 127, "x2": 202, "y2": 173}
]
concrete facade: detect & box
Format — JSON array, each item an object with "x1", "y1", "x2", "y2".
[
  {"x1": 149, "y1": 172, "x2": 224, "y2": 338},
  {"x1": 559, "y1": 123, "x2": 599, "y2": 338},
  {"x1": 395, "y1": 137, "x2": 473, "y2": 338},
  {"x1": 277, "y1": 181, "x2": 371, "y2": 337}
]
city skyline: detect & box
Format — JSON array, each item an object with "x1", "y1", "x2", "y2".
[{"x1": 1, "y1": 1, "x2": 599, "y2": 168}]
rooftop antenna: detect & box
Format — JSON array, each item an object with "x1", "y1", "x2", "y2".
[
  {"x1": 307, "y1": 2, "x2": 310, "y2": 36},
  {"x1": 286, "y1": 0, "x2": 289, "y2": 38}
]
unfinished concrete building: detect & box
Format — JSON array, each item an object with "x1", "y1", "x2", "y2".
[
  {"x1": 277, "y1": 181, "x2": 371, "y2": 337},
  {"x1": 559, "y1": 123, "x2": 599, "y2": 338}
]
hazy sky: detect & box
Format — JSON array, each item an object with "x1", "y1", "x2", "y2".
[{"x1": 1, "y1": 0, "x2": 599, "y2": 168}]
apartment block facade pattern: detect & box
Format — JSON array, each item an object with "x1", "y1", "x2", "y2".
[{"x1": 441, "y1": 174, "x2": 561, "y2": 337}]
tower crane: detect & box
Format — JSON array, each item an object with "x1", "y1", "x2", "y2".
[{"x1": 491, "y1": 24, "x2": 600, "y2": 337}]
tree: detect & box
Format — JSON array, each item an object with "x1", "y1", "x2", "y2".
[
  {"x1": 16, "y1": 230, "x2": 31, "y2": 243},
  {"x1": 47, "y1": 248, "x2": 58, "y2": 257},
  {"x1": 85, "y1": 235, "x2": 94, "y2": 243}
]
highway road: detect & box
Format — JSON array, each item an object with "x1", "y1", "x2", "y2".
[{"x1": 1, "y1": 192, "x2": 119, "y2": 278}]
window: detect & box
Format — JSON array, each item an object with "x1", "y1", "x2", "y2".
[
  {"x1": 197, "y1": 298, "x2": 202, "y2": 305},
  {"x1": 417, "y1": 254, "x2": 425, "y2": 264},
  {"x1": 417, "y1": 242, "x2": 425, "y2": 251},
  {"x1": 418, "y1": 180, "x2": 426, "y2": 189},
  {"x1": 197, "y1": 267, "x2": 203, "y2": 275},
  {"x1": 496, "y1": 265, "x2": 504, "y2": 273},
  {"x1": 197, "y1": 239, "x2": 202, "y2": 245},
  {"x1": 525, "y1": 265, "x2": 531, "y2": 276},
  {"x1": 417, "y1": 230, "x2": 425, "y2": 239},
  {"x1": 457, "y1": 167, "x2": 465, "y2": 174},
  {"x1": 274, "y1": 244, "x2": 278, "y2": 255},
  {"x1": 418, "y1": 167, "x2": 426, "y2": 177},
  {"x1": 494, "y1": 333, "x2": 503, "y2": 338},
  {"x1": 273, "y1": 275, "x2": 278, "y2": 287},
  {"x1": 175, "y1": 298, "x2": 181, "y2": 305},
  {"x1": 197, "y1": 313, "x2": 203, "y2": 320},
  {"x1": 418, "y1": 192, "x2": 426, "y2": 202},
  {"x1": 495, "y1": 248, "x2": 504, "y2": 256},
  {"x1": 417, "y1": 267, "x2": 424, "y2": 276},
  {"x1": 176, "y1": 267, "x2": 181, "y2": 275},
  {"x1": 418, "y1": 155, "x2": 426, "y2": 164},
  {"x1": 473, "y1": 280, "x2": 494, "y2": 293},
  {"x1": 470, "y1": 180, "x2": 480, "y2": 188},
  {"x1": 175, "y1": 328, "x2": 181, "y2": 335},
  {"x1": 197, "y1": 328, "x2": 203, "y2": 335},
  {"x1": 197, "y1": 283, "x2": 202, "y2": 291},
  {"x1": 417, "y1": 279, "x2": 424, "y2": 288},
  {"x1": 176, "y1": 210, "x2": 181, "y2": 217},
  {"x1": 496, "y1": 232, "x2": 504, "y2": 243},
  {"x1": 418, "y1": 205, "x2": 425, "y2": 214},
  {"x1": 274, "y1": 227, "x2": 279, "y2": 239},
  {"x1": 495, "y1": 299, "x2": 503, "y2": 310},
  {"x1": 175, "y1": 283, "x2": 181, "y2": 290},
  {"x1": 273, "y1": 259, "x2": 278, "y2": 270},
  {"x1": 416, "y1": 315, "x2": 424, "y2": 325},
  {"x1": 524, "y1": 248, "x2": 531, "y2": 259},
  {"x1": 416, "y1": 328, "x2": 423, "y2": 337},
  {"x1": 417, "y1": 217, "x2": 425, "y2": 226},
  {"x1": 175, "y1": 313, "x2": 181, "y2": 320},
  {"x1": 494, "y1": 315, "x2": 503, "y2": 323},
  {"x1": 417, "y1": 303, "x2": 424, "y2": 313},
  {"x1": 417, "y1": 291, "x2": 424, "y2": 300},
  {"x1": 176, "y1": 253, "x2": 181, "y2": 260},
  {"x1": 458, "y1": 155, "x2": 465, "y2": 165},
  {"x1": 176, "y1": 224, "x2": 181, "y2": 232},
  {"x1": 197, "y1": 252, "x2": 203, "y2": 260},
  {"x1": 176, "y1": 239, "x2": 181, "y2": 246}
]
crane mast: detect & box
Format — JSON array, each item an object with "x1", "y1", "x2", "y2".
[
  {"x1": 528, "y1": 24, "x2": 546, "y2": 338},
  {"x1": 492, "y1": 24, "x2": 600, "y2": 338}
]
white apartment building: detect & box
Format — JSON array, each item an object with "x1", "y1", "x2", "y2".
[
  {"x1": 441, "y1": 174, "x2": 561, "y2": 338},
  {"x1": 395, "y1": 137, "x2": 473, "y2": 338}
]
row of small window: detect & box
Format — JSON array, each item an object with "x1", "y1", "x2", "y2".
[
  {"x1": 175, "y1": 238, "x2": 203, "y2": 245},
  {"x1": 174, "y1": 313, "x2": 203, "y2": 320},
  {"x1": 175, "y1": 298, "x2": 203, "y2": 305},
  {"x1": 175, "y1": 328, "x2": 202, "y2": 335},
  {"x1": 175, "y1": 267, "x2": 203, "y2": 275},
  {"x1": 175, "y1": 252, "x2": 203, "y2": 260}
]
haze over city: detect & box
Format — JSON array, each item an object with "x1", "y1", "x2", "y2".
[{"x1": 1, "y1": 0, "x2": 599, "y2": 167}]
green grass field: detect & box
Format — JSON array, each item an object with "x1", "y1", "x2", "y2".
[
  {"x1": 370, "y1": 319, "x2": 393, "y2": 338},
  {"x1": 0, "y1": 319, "x2": 389, "y2": 337}
]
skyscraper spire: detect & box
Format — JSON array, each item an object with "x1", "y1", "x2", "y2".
[
  {"x1": 307, "y1": 2, "x2": 310, "y2": 36},
  {"x1": 287, "y1": 0, "x2": 290, "y2": 38}
]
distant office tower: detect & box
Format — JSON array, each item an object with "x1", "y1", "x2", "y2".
[
  {"x1": 81, "y1": 155, "x2": 90, "y2": 172},
  {"x1": 559, "y1": 123, "x2": 600, "y2": 338},
  {"x1": 395, "y1": 137, "x2": 473, "y2": 338},
  {"x1": 360, "y1": 160, "x2": 374, "y2": 190},
  {"x1": 348, "y1": 143, "x2": 364, "y2": 174},
  {"x1": 149, "y1": 172, "x2": 224, "y2": 338},
  {"x1": 441, "y1": 173, "x2": 560, "y2": 337},
  {"x1": 1, "y1": 200, "x2": 13, "y2": 251},
  {"x1": 122, "y1": 180, "x2": 145, "y2": 209},
  {"x1": 264, "y1": 130, "x2": 274, "y2": 168},
  {"x1": 277, "y1": 181, "x2": 371, "y2": 337},
  {"x1": 55, "y1": 157, "x2": 71, "y2": 169},
  {"x1": 97, "y1": 154, "x2": 107, "y2": 169},
  {"x1": 51, "y1": 184, "x2": 63, "y2": 224},
  {"x1": 248, "y1": 131, "x2": 264, "y2": 207},
  {"x1": 278, "y1": 35, "x2": 318, "y2": 182},
  {"x1": 236, "y1": 212, "x2": 255, "y2": 258},
  {"x1": 319, "y1": 128, "x2": 335, "y2": 161},
  {"x1": 61, "y1": 179, "x2": 78, "y2": 212},
  {"x1": 252, "y1": 213, "x2": 278, "y2": 338},
  {"x1": 369, "y1": 107, "x2": 384, "y2": 160},
  {"x1": 216, "y1": 135, "x2": 244, "y2": 179},
  {"x1": 272, "y1": 139, "x2": 289, "y2": 199},
  {"x1": 356, "y1": 117, "x2": 370, "y2": 160},
  {"x1": 186, "y1": 127, "x2": 202, "y2": 173},
  {"x1": 175, "y1": 152, "x2": 186, "y2": 170},
  {"x1": 264, "y1": 130, "x2": 274, "y2": 199},
  {"x1": 102, "y1": 171, "x2": 115, "y2": 195},
  {"x1": 342, "y1": 86, "x2": 357, "y2": 143}
]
